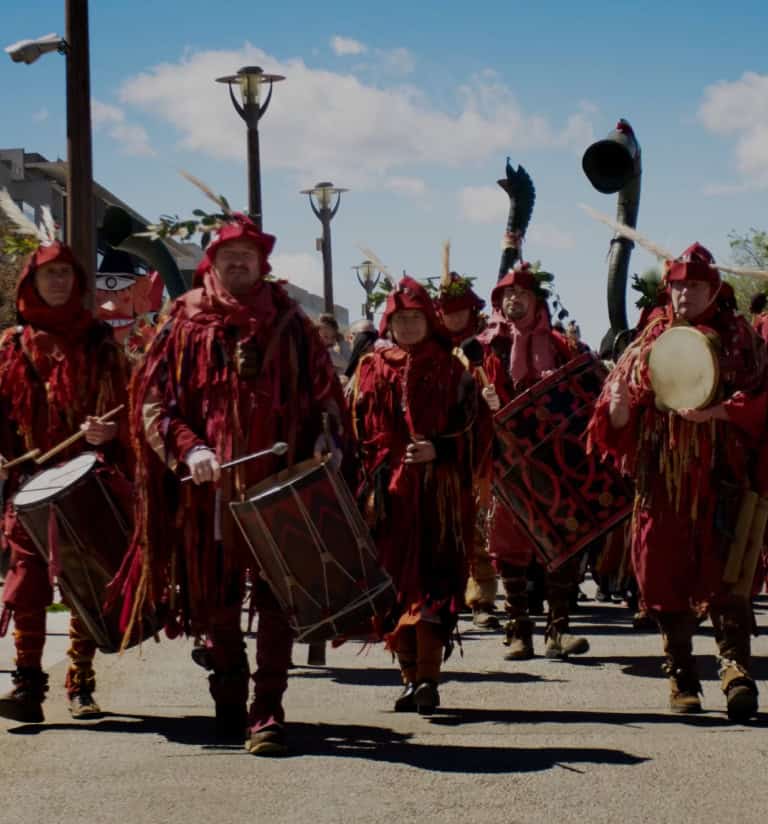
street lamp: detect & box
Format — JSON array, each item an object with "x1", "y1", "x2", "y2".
[
  {"x1": 5, "y1": 1, "x2": 96, "y2": 295},
  {"x1": 216, "y1": 65, "x2": 284, "y2": 230},
  {"x1": 301, "y1": 181, "x2": 348, "y2": 314},
  {"x1": 352, "y1": 259, "x2": 381, "y2": 320}
]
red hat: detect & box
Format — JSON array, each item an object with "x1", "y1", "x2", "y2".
[
  {"x1": 665, "y1": 243, "x2": 719, "y2": 286},
  {"x1": 491, "y1": 261, "x2": 540, "y2": 308},
  {"x1": 436, "y1": 272, "x2": 486, "y2": 314},
  {"x1": 193, "y1": 214, "x2": 276, "y2": 286},
  {"x1": 380, "y1": 276, "x2": 441, "y2": 336}
]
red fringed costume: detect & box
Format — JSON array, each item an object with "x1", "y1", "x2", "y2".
[
  {"x1": 111, "y1": 218, "x2": 348, "y2": 741},
  {"x1": 0, "y1": 241, "x2": 131, "y2": 715},
  {"x1": 353, "y1": 277, "x2": 479, "y2": 701},
  {"x1": 475, "y1": 264, "x2": 584, "y2": 653},
  {"x1": 588, "y1": 243, "x2": 768, "y2": 716}
]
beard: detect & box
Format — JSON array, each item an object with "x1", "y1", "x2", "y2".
[{"x1": 503, "y1": 302, "x2": 528, "y2": 321}]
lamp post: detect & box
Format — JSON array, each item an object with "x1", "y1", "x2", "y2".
[
  {"x1": 353, "y1": 259, "x2": 380, "y2": 320},
  {"x1": 216, "y1": 65, "x2": 284, "y2": 230},
  {"x1": 301, "y1": 181, "x2": 347, "y2": 314},
  {"x1": 5, "y1": 0, "x2": 96, "y2": 297}
]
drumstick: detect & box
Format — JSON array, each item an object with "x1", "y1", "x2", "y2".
[
  {"x1": 0, "y1": 448, "x2": 41, "y2": 471},
  {"x1": 34, "y1": 405, "x2": 125, "y2": 465},
  {"x1": 180, "y1": 441, "x2": 289, "y2": 483},
  {"x1": 460, "y1": 337, "x2": 491, "y2": 388}
]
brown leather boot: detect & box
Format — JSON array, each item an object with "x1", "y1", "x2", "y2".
[
  {"x1": 544, "y1": 624, "x2": 590, "y2": 659},
  {"x1": 0, "y1": 668, "x2": 48, "y2": 723},
  {"x1": 721, "y1": 662, "x2": 758, "y2": 723},
  {"x1": 503, "y1": 616, "x2": 534, "y2": 660},
  {"x1": 658, "y1": 611, "x2": 701, "y2": 713},
  {"x1": 710, "y1": 600, "x2": 758, "y2": 723},
  {"x1": 667, "y1": 668, "x2": 703, "y2": 714}
]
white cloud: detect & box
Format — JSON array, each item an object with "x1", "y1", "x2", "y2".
[
  {"x1": 32, "y1": 107, "x2": 49, "y2": 123},
  {"x1": 459, "y1": 185, "x2": 507, "y2": 224},
  {"x1": 384, "y1": 176, "x2": 426, "y2": 197},
  {"x1": 118, "y1": 45, "x2": 594, "y2": 193},
  {"x1": 92, "y1": 99, "x2": 155, "y2": 157},
  {"x1": 330, "y1": 36, "x2": 366, "y2": 56},
  {"x1": 378, "y1": 47, "x2": 415, "y2": 75},
  {"x1": 271, "y1": 251, "x2": 323, "y2": 293},
  {"x1": 698, "y1": 72, "x2": 768, "y2": 188}
]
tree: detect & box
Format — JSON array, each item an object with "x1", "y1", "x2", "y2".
[
  {"x1": 726, "y1": 228, "x2": 768, "y2": 315},
  {"x1": 0, "y1": 214, "x2": 27, "y2": 329}
]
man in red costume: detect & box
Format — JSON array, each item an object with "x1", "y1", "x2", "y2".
[
  {"x1": 435, "y1": 273, "x2": 499, "y2": 630},
  {"x1": 0, "y1": 241, "x2": 130, "y2": 722},
  {"x1": 114, "y1": 214, "x2": 347, "y2": 754},
  {"x1": 354, "y1": 276, "x2": 479, "y2": 714},
  {"x1": 478, "y1": 261, "x2": 589, "y2": 660},
  {"x1": 589, "y1": 243, "x2": 767, "y2": 721}
]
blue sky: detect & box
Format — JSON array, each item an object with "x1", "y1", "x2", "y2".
[{"x1": 3, "y1": 0, "x2": 767, "y2": 344}]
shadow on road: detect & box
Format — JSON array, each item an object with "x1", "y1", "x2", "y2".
[{"x1": 291, "y1": 665, "x2": 564, "y2": 687}]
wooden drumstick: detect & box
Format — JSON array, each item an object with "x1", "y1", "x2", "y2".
[
  {"x1": 180, "y1": 441, "x2": 289, "y2": 483},
  {"x1": 0, "y1": 448, "x2": 42, "y2": 471},
  {"x1": 34, "y1": 404, "x2": 125, "y2": 465},
  {"x1": 459, "y1": 337, "x2": 491, "y2": 388}
]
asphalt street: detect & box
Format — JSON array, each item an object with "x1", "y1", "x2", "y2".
[{"x1": 2, "y1": 585, "x2": 767, "y2": 824}]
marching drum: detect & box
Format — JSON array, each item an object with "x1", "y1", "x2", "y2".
[
  {"x1": 230, "y1": 456, "x2": 394, "y2": 643},
  {"x1": 493, "y1": 352, "x2": 634, "y2": 571},
  {"x1": 648, "y1": 325, "x2": 719, "y2": 411},
  {"x1": 13, "y1": 453, "x2": 155, "y2": 652}
]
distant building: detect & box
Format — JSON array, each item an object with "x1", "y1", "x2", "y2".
[{"x1": 280, "y1": 282, "x2": 349, "y2": 327}]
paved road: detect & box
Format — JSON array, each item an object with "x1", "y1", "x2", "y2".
[{"x1": 2, "y1": 586, "x2": 767, "y2": 824}]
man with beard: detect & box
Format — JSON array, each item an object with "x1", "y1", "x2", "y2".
[
  {"x1": 112, "y1": 212, "x2": 348, "y2": 754},
  {"x1": 589, "y1": 243, "x2": 767, "y2": 720},
  {"x1": 0, "y1": 239, "x2": 130, "y2": 722},
  {"x1": 478, "y1": 262, "x2": 589, "y2": 660}
]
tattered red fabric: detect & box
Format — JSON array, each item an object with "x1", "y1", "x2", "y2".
[
  {"x1": 588, "y1": 302, "x2": 768, "y2": 612},
  {"x1": 109, "y1": 271, "x2": 349, "y2": 639},
  {"x1": 352, "y1": 332, "x2": 478, "y2": 652},
  {"x1": 193, "y1": 215, "x2": 276, "y2": 286}
]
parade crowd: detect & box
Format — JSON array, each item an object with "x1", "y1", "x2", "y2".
[{"x1": 1, "y1": 192, "x2": 767, "y2": 757}]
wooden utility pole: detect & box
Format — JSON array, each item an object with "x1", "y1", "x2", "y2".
[{"x1": 65, "y1": 0, "x2": 95, "y2": 301}]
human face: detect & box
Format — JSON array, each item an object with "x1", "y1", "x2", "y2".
[
  {"x1": 669, "y1": 280, "x2": 714, "y2": 321},
  {"x1": 390, "y1": 309, "x2": 428, "y2": 347},
  {"x1": 442, "y1": 308, "x2": 471, "y2": 334},
  {"x1": 318, "y1": 324, "x2": 337, "y2": 348},
  {"x1": 213, "y1": 240, "x2": 263, "y2": 295},
  {"x1": 34, "y1": 261, "x2": 75, "y2": 307},
  {"x1": 501, "y1": 286, "x2": 535, "y2": 323}
]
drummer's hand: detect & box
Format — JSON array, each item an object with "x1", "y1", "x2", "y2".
[
  {"x1": 405, "y1": 439, "x2": 437, "y2": 464},
  {"x1": 677, "y1": 404, "x2": 727, "y2": 424},
  {"x1": 0, "y1": 455, "x2": 7, "y2": 482},
  {"x1": 482, "y1": 385, "x2": 501, "y2": 412},
  {"x1": 81, "y1": 417, "x2": 118, "y2": 446},
  {"x1": 608, "y1": 376, "x2": 630, "y2": 429},
  {"x1": 185, "y1": 448, "x2": 221, "y2": 485},
  {"x1": 313, "y1": 434, "x2": 343, "y2": 469},
  {"x1": 540, "y1": 369, "x2": 555, "y2": 379}
]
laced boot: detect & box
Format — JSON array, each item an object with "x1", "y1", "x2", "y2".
[
  {"x1": 711, "y1": 599, "x2": 758, "y2": 723},
  {"x1": 0, "y1": 667, "x2": 48, "y2": 723},
  {"x1": 503, "y1": 616, "x2": 534, "y2": 660},
  {"x1": 544, "y1": 564, "x2": 589, "y2": 659},
  {"x1": 472, "y1": 603, "x2": 501, "y2": 630},
  {"x1": 658, "y1": 611, "x2": 702, "y2": 713},
  {"x1": 666, "y1": 666, "x2": 703, "y2": 713},
  {"x1": 65, "y1": 665, "x2": 100, "y2": 719},
  {"x1": 720, "y1": 661, "x2": 758, "y2": 723},
  {"x1": 544, "y1": 618, "x2": 590, "y2": 659}
]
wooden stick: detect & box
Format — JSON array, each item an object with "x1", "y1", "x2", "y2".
[
  {"x1": 0, "y1": 448, "x2": 42, "y2": 471},
  {"x1": 180, "y1": 442, "x2": 289, "y2": 483},
  {"x1": 34, "y1": 404, "x2": 125, "y2": 465},
  {"x1": 476, "y1": 366, "x2": 491, "y2": 389}
]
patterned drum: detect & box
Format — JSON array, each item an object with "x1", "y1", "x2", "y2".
[
  {"x1": 230, "y1": 456, "x2": 394, "y2": 643},
  {"x1": 493, "y1": 353, "x2": 633, "y2": 571}
]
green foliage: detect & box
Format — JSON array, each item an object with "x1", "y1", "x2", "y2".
[
  {"x1": 729, "y1": 228, "x2": 768, "y2": 269},
  {"x1": 631, "y1": 267, "x2": 663, "y2": 310},
  {"x1": 1, "y1": 231, "x2": 38, "y2": 260},
  {"x1": 368, "y1": 279, "x2": 394, "y2": 311}
]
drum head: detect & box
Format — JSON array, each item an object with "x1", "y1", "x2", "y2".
[
  {"x1": 648, "y1": 326, "x2": 719, "y2": 411},
  {"x1": 15, "y1": 453, "x2": 99, "y2": 509}
]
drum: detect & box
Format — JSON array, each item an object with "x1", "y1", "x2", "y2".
[
  {"x1": 648, "y1": 325, "x2": 719, "y2": 411},
  {"x1": 230, "y1": 456, "x2": 394, "y2": 643},
  {"x1": 13, "y1": 453, "x2": 155, "y2": 653},
  {"x1": 493, "y1": 352, "x2": 634, "y2": 571}
]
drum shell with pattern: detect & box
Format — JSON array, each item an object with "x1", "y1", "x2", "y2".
[
  {"x1": 230, "y1": 457, "x2": 394, "y2": 643},
  {"x1": 493, "y1": 353, "x2": 633, "y2": 571},
  {"x1": 12, "y1": 453, "x2": 157, "y2": 653}
]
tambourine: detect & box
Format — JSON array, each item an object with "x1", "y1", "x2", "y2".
[{"x1": 648, "y1": 326, "x2": 719, "y2": 411}]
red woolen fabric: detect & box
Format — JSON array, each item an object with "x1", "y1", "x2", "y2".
[
  {"x1": 193, "y1": 216, "x2": 276, "y2": 286},
  {"x1": 665, "y1": 242, "x2": 720, "y2": 286}
]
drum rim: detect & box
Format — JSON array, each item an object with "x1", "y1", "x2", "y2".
[
  {"x1": 232, "y1": 455, "x2": 328, "y2": 506},
  {"x1": 14, "y1": 452, "x2": 99, "y2": 509},
  {"x1": 648, "y1": 325, "x2": 719, "y2": 411}
]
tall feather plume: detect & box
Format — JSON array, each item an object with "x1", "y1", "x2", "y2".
[
  {"x1": 441, "y1": 240, "x2": 451, "y2": 289},
  {"x1": 0, "y1": 188, "x2": 43, "y2": 240},
  {"x1": 179, "y1": 170, "x2": 232, "y2": 215},
  {"x1": 358, "y1": 245, "x2": 396, "y2": 288},
  {"x1": 40, "y1": 205, "x2": 57, "y2": 245},
  {"x1": 499, "y1": 160, "x2": 536, "y2": 238},
  {"x1": 581, "y1": 203, "x2": 768, "y2": 281}
]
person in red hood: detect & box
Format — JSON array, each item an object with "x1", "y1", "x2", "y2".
[
  {"x1": 0, "y1": 241, "x2": 131, "y2": 722},
  {"x1": 109, "y1": 214, "x2": 349, "y2": 755},
  {"x1": 353, "y1": 276, "x2": 479, "y2": 715},
  {"x1": 477, "y1": 261, "x2": 589, "y2": 662},
  {"x1": 589, "y1": 243, "x2": 768, "y2": 721},
  {"x1": 435, "y1": 274, "x2": 499, "y2": 630}
]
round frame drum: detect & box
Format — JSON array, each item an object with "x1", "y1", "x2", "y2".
[{"x1": 648, "y1": 326, "x2": 719, "y2": 412}]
